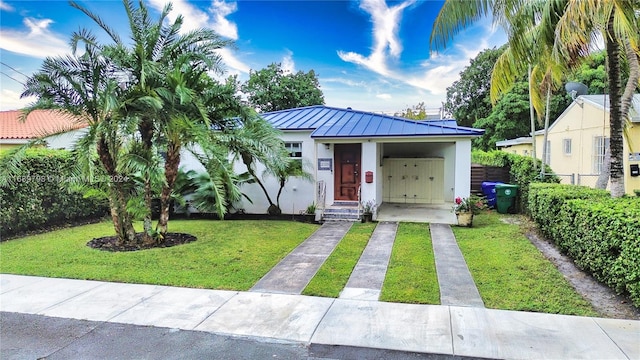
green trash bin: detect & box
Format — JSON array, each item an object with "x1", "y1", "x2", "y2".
[{"x1": 495, "y1": 184, "x2": 519, "y2": 214}]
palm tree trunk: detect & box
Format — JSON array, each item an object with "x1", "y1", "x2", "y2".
[
  {"x1": 140, "y1": 120, "x2": 155, "y2": 245},
  {"x1": 605, "y1": 13, "x2": 625, "y2": 198},
  {"x1": 528, "y1": 65, "x2": 537, "y2": 171},
  {"x1": 97, "y1": 137, "x2": 136, "y2": 245},
  {"x1": 157, "y1": 142, "x2": 180, "y2": 237},
  {"x1": 240, "y1": 153, "x2": 276, "y2": 208}
]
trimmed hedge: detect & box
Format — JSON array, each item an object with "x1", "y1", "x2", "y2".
[
  {"x1": 529, "y1": 183, "x2": 640, "y2": 306},
  {"x1": 0, "y1": 148, "x2": 108, "y2": 238},
  {"x1": 472, "y1": 150, "x2": 559, "y2": 213}
]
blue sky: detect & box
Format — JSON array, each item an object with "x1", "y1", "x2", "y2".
[{"x1": 0, "y1": 0, "x2": 506, "y2": 114}]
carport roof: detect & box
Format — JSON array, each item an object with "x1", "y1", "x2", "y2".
[{"x1": 259, "y1": 105, "x2": 484, "y2": 138}]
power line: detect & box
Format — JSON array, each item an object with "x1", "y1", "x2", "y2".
[
  {"x1": 0, "y1": 61, "x2": 29, "y2": 78},
  {"x1": 1, "y1": 71, "x2": 25, "y2": 85}
]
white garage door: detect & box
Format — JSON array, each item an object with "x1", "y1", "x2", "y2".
[{"x1": 383, "y1": 158, "x2": 444, "y2": 204}]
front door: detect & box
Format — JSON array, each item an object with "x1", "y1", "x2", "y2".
[{"x1": 334, "y1": 144, "x2": 361, "y2": 201}]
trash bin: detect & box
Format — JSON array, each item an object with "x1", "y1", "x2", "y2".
[
  {"x1": 495, "y1": 184, "x2": 519, "y2": 214},
  {"x1": 481, "y1": 181, "x2": 504, "y2": 208}
]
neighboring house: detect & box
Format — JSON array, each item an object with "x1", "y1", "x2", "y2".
[
  {"x1": 496, "y1": 94, "x2": 640, "y2": 195},
  {"x1": 0, "y1": 110, "x2": 87, "y2": 151},
  {"x1": 218, "y1": 105, "x2": 484, "y2": 217},
  {"x1": 496, "y1": 136, "x2": 533, "y2": 157}
]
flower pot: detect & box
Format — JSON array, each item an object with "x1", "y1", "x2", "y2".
[
  {"x1": 362, "y1": 213, "x2": 373, "y2": 223},
  {"x1": 456, "y1": 212, "x2": 473, "y2": 227}
]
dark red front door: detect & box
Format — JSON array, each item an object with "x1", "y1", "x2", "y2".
[{"x1": 334, "y1": 144, "x2": 361, "y2": 201}]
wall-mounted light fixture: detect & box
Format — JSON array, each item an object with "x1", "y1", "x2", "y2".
[{"x1": 324, "y1": 143, "x2": 331, "y2": 150}]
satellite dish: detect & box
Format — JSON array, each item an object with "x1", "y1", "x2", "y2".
[{"x1": 565, "y1": 82, "x2": 588, "y2": 99}]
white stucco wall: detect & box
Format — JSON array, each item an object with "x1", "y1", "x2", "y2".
[
  {"x1": 454, "y1": 139, "x2": 472, "y2": 199},
  {"x1": 45, "y1": 128, "x2": 88, "y2": 149},
  {"x1": 234, "y1": 131, "x2": 316, "y2": 214}
]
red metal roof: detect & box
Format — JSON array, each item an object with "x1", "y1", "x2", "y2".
[{"x1": 0, "y1": 110, "x2": 88, "y2": 140}]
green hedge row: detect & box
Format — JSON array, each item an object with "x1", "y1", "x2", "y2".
[
  {"x1": 0, "y1": 148, "x2": 108, "y2": 239},
  {"x1": 472, "y1": 150, "x2": 559, "y2": 213},
  {"x1": 529, "y1": 183, "x2": 640, "y2": 306}
]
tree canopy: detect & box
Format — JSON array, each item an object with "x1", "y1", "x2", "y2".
[
  {"x1": 443, "y1": 47, "x2": 504, "y2": 128},
  {"x1": 242, "y1": 62, "x2": 324, "y2": 112}
]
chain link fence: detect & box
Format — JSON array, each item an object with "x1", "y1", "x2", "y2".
[{"x1": 554, "y1": 173, "x2": 611, "y2": 189}]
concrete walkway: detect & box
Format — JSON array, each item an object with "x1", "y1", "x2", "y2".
[
  {"x1": 340, "y1": 221, "x2": 398, "y2": 301},
  {"x1": 250, "y1": 221, "x2": 351, "y2": 294},
  {"x1": 2, "y1": 274, "x2": 638, "y2": 359},
  {"x1": 430, "y1": 223, "x2": 485, "y2": 307}
]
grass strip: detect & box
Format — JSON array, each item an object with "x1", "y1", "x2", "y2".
[
  {"x1": 302, "y1": 222, "x2": 376, "y2": 298},
  {"x1": 380, "y1": 222, "x2": 440, "y2": 304},
  {"x1": 452, "y1": 212, "x2": 597, "y2": 316},
  {"x1": 0, "y1": 220, "x2": 318, "y2": 291}
]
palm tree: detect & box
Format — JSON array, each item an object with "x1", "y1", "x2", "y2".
[
  {"x1": 71, "y1": 0, "x2": 231, "y2": 241},
  {"x1": 21, "y1": 38, "x2": 138, "y2": 245},
  {"x1": 431, "y1": 0, "x2": 639, "y2": 197}
]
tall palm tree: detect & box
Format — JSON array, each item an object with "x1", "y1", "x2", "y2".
[
  {"x1": 21, "y1": 38, "x2": 138, "y2": 245},
  {"x1": 431, "y1": 0, "x2": 639, "y2": 197},
  {"x1": 71, "y1": 0, "x2": 231, "y2": 241}
]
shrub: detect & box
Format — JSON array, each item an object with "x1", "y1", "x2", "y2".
[
  {"x1": 528, "y1": 183, "x2": 609, "y2": 241},
  {"x1": 472, "y1": 150, "x2": 559, "y2": 213},
  {"x1": 0, "y1": 148, "x2": 108, "y2": 238},
  {"x1": 528, "y1": 183, "x2": 640, "y2": 306}
]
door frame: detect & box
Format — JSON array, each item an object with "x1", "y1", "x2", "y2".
[{"x1": 334, "y1": 143, "x2": 361, "y2": 201}]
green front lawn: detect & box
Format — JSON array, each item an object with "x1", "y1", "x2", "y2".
[
  {"x1": 0, "y1": 220, "x2": 318, "y2": 290},
  {"x1": 380, "y1": 222, "x2": 440, "y2": 304},
  {"x1": 452, "y1": 213, "x2": 598, "y2": 316},
  {"x1": 0, "y1": 214, "x2": 600, "y2": 316},
  {"x1": 303, "y1": 222, "x2": 376, "y2": 297}
]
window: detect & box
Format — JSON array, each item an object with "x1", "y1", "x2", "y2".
[
  {"x1": 563, "y1": 139, "x2": 572, "y2": 155},
  {"x1": 543, "y1": 141, "x2": 551, "y2": 165},
  {"x1": 593, "y1": 136, "x2": 609, "y2": 174},
  {"x1": 284, "y1": 142, "x2": 302, "y2": 158},
  {"x1": 284, "y1": 142, "x2": 303, "y2": 172}
]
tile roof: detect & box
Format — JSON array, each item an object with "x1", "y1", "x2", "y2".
[
  {"x1": 260, "y1": 105, "x2": 484, "y2": 138},
  {"x1": 0, "y1": 110, "x2": 87, "y2": 140}
]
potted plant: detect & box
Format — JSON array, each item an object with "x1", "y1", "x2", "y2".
[
  {"x1": 304, "y1": 203, "x2": 316, "y2": 223},
  {"x1": 453, "y1": 195, "x2": 486, "y2": 227},
  {"x1": 361, "y1": 200, "x2": 376, "y2": 223}
]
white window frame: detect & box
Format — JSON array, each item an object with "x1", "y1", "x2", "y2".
[
  {"x1": 544, "y1": 140, "x2": 551, "y2": 165},
  {"x1": 592, "y1": 136, "x2": 609, "y2": 174},
  {"x1": 284, "y1": 142, "x2": 302, "y2": 159},
  {"x1": 563, "y1": 138, "x2": 572, "y2": 155}
]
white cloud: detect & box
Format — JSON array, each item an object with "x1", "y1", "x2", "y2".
[
  {"x1": 216, "y1": 48, "x2": 250, "y2": 74},
  {"x1": 338, "y1": 5, "x2": 506, "y2": 101},
  {"x1": 376, "y1": 93, "x2": 392, "y2": 100},
  {"x1": 148, "y1": 0, "x2": 249, "y2": 74},
  {"x1": 209, "y1": 0, "x2": 238, "y2": 40},
  {"x1": 0, "y1": 88, "x2": 35, "y2": 111},
  {"x1": 338, "y1": 0, "x2": 415, "y2": 76},
  {"x1": 281, "y1": 50, "x2": 295, "y2": 73},
  {"x1": 0, "y1": 1, "x2": 14, "y2": 11},
  {"x1": 0, "y1": 17, "x2": 69, "y2": 58}
]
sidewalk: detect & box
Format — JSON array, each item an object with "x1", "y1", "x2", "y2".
[{"x1": 1, "y1": 274, "x2": 638, "y2": 359}]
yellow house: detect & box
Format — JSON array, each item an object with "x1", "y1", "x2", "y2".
[
  {"x1": 497, "y1": 94, "x2": 640, "y2": 195},
  {"x1": 496, "y1": 137, "x2": 533, "y2": 157}
]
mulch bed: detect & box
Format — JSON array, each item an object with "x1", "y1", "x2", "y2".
[{"x1": 87, "y1": 232, "x2": 197, "y2": 252}]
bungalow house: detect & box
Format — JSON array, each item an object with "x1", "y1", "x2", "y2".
[
  {"x1": 0, "y1": 110, "x2": 87, "y2": 151},
  {"x1": 496, "y1": 94, "x2": 640, "y2": 195},
  {"x1": 225, "y1": 105, "x2": 484, "y2": 220}
]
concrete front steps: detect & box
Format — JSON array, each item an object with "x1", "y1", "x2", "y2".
[{"x1": 322, "y1": 201, "x2": 361, "y2": 222}]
